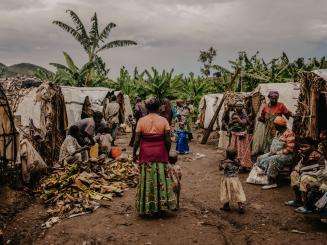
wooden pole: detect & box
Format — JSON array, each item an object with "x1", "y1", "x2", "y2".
[
  {"x1": 201, "y1": 94, "x2": 226, "y2": 144},
  {"x1": 200, "y1": 68, "x2": 240, "y2": 145}
]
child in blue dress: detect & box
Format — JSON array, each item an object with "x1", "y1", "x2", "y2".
[{"x1": 176, "y1": 122, "x2": 190, "y2": 154}]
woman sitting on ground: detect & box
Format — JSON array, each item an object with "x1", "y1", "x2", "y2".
[
  {"x1": 58, "y1": 125, "x2": 88, "y2": 166},
  {"x1": 133, "y1": 97, "x2": 178, "y2": 217},
  {"x1": 257, "y1": 116, "x2": 295, "y2": 190}
]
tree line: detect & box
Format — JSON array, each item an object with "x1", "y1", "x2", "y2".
[{"x1": 35, "y1": 10, "x2": 327, "y2": 109}]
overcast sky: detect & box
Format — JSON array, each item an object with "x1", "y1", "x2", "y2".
[{"x1": 1, "y1": 0, "x2": 327, "y2": 77}]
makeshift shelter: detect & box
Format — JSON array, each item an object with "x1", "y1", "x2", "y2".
[
  {"x1": 1, "y1": 76, "x2": 42, "y2": 112},
  {"x1": 0, "y1": 84, "x2": 19, "y2": 185},
  {"x1": 251, "y1": 82, "x2": 300, "y2": 154},
  {"x1": 198, "y1": 92, "x2": 252, "y2": 149},
  {"x1": 293, "y1": 70, "x2": 327, "y2": 140},
  {"x1": 197, "y1": 93, "x2": 224, "y2": 130},
  {"x1": 60, "y1": 86, "x2": 133, "y2": 125},
  {"x1": 197, "y1": 92, "x2": 251, "y2": 130},
  {"x1": 13, "y1": 81, "x2": 68, "y2": 165}
]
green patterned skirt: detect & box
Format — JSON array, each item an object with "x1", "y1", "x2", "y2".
[{"x1": 136, "y1": 162, "x2": 178, "y2": 216}]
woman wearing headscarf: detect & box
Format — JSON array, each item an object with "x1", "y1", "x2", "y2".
[
  {"x1": 133, "y1": 98, "x2": 177, "y2": 216},
  {"x1": 257, "y1": 116, "x2": 295, "y2": 189},
  {"x1": 258, "y1": 91, "x2": 292, "y2": 153},
  {"x1": 223, "y1": 101, "x2": 253, "y2": 169}
]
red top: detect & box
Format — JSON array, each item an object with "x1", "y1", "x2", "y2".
[
  {"x1": 259, "y1": 102, "x2": 291, "y2": 122},
  {"x1": 136, "y1": 113, "x2": 170, "y2": 164}
]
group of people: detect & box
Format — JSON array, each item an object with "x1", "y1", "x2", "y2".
[
  {"x1": 58, "y1": 95, "x2": 192, "y2": 217},
  {"x1": 131, "y1": 97, "x2": 194, "y2": 155},
  {"x1": 57, "y1": 91, "x2": 327, "y2": 219},
  {"x1": 58, "y1": 93, "x2": 126, "y2": 167},
  {"x1": 286, "y1": 131, "x2": 327, "y2": 214},
  {"x1": 132, "y1": 98, "x2": 182, "y2": 216},
  {"x1": 218, "y1": 90, "x2": 327, "y2": 218},
  {"x1": 130, "y1": 97, "x2": 197, "y2": 216}
]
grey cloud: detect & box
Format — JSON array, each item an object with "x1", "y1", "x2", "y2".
[
  {"x1": 0, "y1": 0, "x2": 327, "y2": 77},
  {"x1": 0, "y1": 0, "x2": 46, "y2": 11}
]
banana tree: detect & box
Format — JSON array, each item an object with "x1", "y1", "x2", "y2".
[
  {"x1": 53, "y1": 10, "x2": 137, "y2": 63},
  {"x1": 143, "y1": 68, "x2": 183, "y2": 101},
  {"x1": 50, "y1": 52, "x2": 95, "y2": 86},
  {"x1": 180, "y1": 73, "x2": 210, "y2": 108}
]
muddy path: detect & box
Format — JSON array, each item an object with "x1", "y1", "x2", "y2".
[{"x1": 3, "y1": 133, "x2": 327, "y2": 244}]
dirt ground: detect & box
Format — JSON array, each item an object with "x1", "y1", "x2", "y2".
[{"x1": 2, "y1": 132, "x2": 327, "y2": 245}]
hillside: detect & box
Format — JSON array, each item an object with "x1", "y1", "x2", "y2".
[{"x1": 0, "y1": 63, "x2": 52, "y2": 78}]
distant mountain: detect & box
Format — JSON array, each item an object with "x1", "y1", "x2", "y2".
[{"x1": 0, "y1": 63, "x2": 52, "y2": 78}]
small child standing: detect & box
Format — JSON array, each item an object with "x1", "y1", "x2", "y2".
[
  {"x1": 220, "y1": 148, "x2": 246, "y2": 214},
  {"x1": 176, "y1": 122, "x2": 190, "y2": 154}
]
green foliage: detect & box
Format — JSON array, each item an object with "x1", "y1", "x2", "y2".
[
  {"x1": 46, "y1": 52, "x2": 108, "y2": 87},
  {"x1": 109, "y1": 50, "x2": 327, "y2": 111},
  {"x1": 198, "y1": 47, "x2": 217, "y2": 77},
  {"x1": 53, "y1": 10, "x2": 137, "y2": 63},
  {"x1": 179, "y1": 73, "x2": 209, "y2": 107},
  {"x1": 0, "y1": 63, "x2": 51, "y2": 78},
  {"x1": 142, "y1": 68, "x2": 183, "y2": 102},
  {"x1": 34, "y1": 68, "x2": 57, "y2": 82},
  {"x1": 209, "y1": 51, "x2": 327, "y2": 92}
]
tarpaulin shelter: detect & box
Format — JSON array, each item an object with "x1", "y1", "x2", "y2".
[
  {"x1": 251, "y1": 82, "x2": 300, "y2": 154},
  {"x1": 9, "y1": 80, "x2": 68, "y2": 165},
  {"x1": 60, "y1": 86, "x2": 133, "y2": 126},
  {"x1": 0, "y1": 84, "x2": 19, "y2": 185},
  {"x1": 1, "y1": 76, "x2": 42, "y2": 113},
  {"x1": 197, "y1": 93, "x2": 224, "y2": 130},
  {"x1": 293, "y1": 70, "x2": 327, "y2": 141},
  {"x1": 197, "y1": 92, "x2": 251, "y2": 131}
]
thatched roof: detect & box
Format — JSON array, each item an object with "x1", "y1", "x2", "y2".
[{"x1": 293, "y1": 70, "x2": 327, "y2": 140}]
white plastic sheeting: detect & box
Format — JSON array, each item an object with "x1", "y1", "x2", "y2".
[
  {"x1": 15, "y1": 86, "x2": 134, "y2": 128},
  {"x1": 61, "y1": 86, "x2": 133, "y2": 126},
  {"x1": 15, "y1": 88, "x2": 41, "y2": 128},
  {"x1": 198, "y1": 93, "x2": 224, "y2": 129},
  {"x1": 313, "y1": 69, "x2": 327, "y2": 82}
]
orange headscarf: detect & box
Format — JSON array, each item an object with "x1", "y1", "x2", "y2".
[{"x1": 273, "y1": 116, "x2": 287, "y2": 126}]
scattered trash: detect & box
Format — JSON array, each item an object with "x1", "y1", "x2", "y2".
[
  {"x1": 194, "y1": 153, "x2": 206, "y2": 160},
  {"x1": 291, "y1": 229, "x2": 306, "y2": 234},
  {"x1": 38, "y1": 157, "x2": 138, "y2": 218},
  {"x1": 42, "y1": 216, "x2": 61, "y2": 229}
]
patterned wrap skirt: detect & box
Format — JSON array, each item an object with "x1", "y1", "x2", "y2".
[
  {"x1": 136, "y1": 162, "x2": 178, "y2": 216},
  {"x1": 257, "y1": 138, "x2": 293, "y2": 179},
  {"x1": 291, "y1": 171, "x2": 320, "y2": 192},
  {"x1": 220, "y1": 176, "x2": 246, "y2": 204},
  {"x1": 229, "y1": 132, "x2": 253, "y2": 168}
]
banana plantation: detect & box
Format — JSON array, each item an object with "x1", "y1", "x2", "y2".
[
  {"x1": 33, "y1": 10, "x2": 327, "y2": 109},
  {"x1": 1, "y1": 7, "x2": 327, "y2": 245}
]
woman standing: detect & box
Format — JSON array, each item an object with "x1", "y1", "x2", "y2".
[
  {"x1": 258, "y1": 91, "x2": 292, "y2": 153},
  {"x1": 223, "y1": 101, "x2": 253, "y2": 170},
  {"x1": 133, "y1": 98, "x2": 178, "y2": 216}
]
